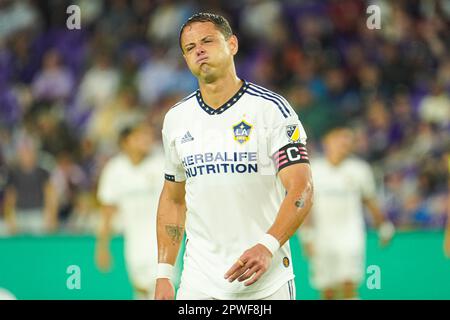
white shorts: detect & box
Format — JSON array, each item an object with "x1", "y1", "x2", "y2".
[
  {"x1": 176, "y1": 279, "x2": 296, "y2": 300},
  {"x1": 310, "y1": 249, "x2": 365, "y2": 290}
]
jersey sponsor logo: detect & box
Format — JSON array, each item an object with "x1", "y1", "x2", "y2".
[
  {"x1": 283, "y1": 257, "x2": 290, "y2": 268},
  {"x1": 182, "y1": 151, "x2": 259, "y2": 178},
  {"x1": 181, "y1": 131, "x2": 194, "y2": 144},
  {"x1": 232, "y1": 120, "x2": 253, "y2": 144},
  {"x1": 286, "y1": 124, "x2": 300, "y2": 143}
]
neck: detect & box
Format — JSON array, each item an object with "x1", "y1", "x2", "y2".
[
  {"x1": 198, "y1": 71, "x2": 242, "y2": 110},
  {"x1": 127, "y1": 152, "x2": 145, "y2": 165},
  {"x1": 326, "y1": 154, "x2": 345, "y2": 166}
]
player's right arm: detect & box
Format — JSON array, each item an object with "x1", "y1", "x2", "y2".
[
  {"x1": 95, "y1": 204, "x2": 117, "y2": 272},
  {"x1": 155, "y1": 179, "x2": 186, "y2": 300},
  {"x1": 358, "y1": 161, "x2": 395, "y2": 247},
  {"x1": 95, "y1": 160, "x2": 119, "y2": 272},
  {"x1": 3, "y1": 186, "x2": 18, "y2": 235}
]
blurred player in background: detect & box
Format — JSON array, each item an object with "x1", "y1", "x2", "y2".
[
  {"x1": 299, "y1": 125, "x2": 395, "y2": 300},
  {"x1": 155, "y1": 13, "x2": 313, "y2": 300},
  {"x1": 95, "y1": 121, "x2": 164, "y2": 299}
]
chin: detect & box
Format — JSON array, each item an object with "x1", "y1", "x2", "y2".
[{"x1": 200, "y1": 69, "x2": 218, "y2": 82}]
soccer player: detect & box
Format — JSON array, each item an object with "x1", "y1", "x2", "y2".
[
  {"x1": 299, "y1": 125, "x2": 394, "y2": 300},
  {"x1": 95, "y1": 121, "x2": 164, "y2": 299},
  {"x1": 155, "y1": 13, "x2": 313, "y2": 300}
]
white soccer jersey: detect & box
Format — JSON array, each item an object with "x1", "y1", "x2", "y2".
[
  {"x1": 309, "y1": 156, "x2": 377, "y2": 254},
  {"x1": 162, "y1": 80, "x2": 309, "y2": 299},
  {"x1": 97, "y1": 148, "x2": 165, "y2": 289}
]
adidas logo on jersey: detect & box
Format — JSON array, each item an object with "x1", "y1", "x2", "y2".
[{"x1": 181, "y1": 131, "x2": 194, "y2": 144}]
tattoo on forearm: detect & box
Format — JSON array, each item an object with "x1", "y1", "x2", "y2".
[
  {"x1": 295, "y1": 197, "x2": 305, "y2": 208},
  {"x1": 295, "y1": 183, "x2": 313, "y2": 211},
  {"x1": 165, "y1": 224, "x2": 184, "y2": 244}
]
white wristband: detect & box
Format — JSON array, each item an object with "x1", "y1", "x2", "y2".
[
  {"x1": 156, "y1": 263, "x2": 174, "y2": 280},
  {"x1": 258, "y1": 234, "x2": 280, "y2": 256}
]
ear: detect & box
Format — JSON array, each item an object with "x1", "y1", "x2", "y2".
[{"x1": 228, "y1": 35, "x2": 239, "y2": 56}]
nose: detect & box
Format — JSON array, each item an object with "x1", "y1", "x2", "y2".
[{"x1": 196, "y1": 45, "x2": 206, "y2": 56}]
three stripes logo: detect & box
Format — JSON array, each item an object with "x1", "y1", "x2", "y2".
[{"x1": 181, "y1": 131, "x2": 194, "y2": 144}]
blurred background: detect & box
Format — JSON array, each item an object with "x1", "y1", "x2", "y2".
[{"x1": 0, "y1": 0, "x2": 449, "y2": 299}]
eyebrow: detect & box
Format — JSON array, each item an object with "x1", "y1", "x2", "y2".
[{"x1": 184, "y1": 35, "x2": 214, "y2": 50}]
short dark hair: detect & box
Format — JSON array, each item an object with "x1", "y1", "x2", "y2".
[
  {"x1": 179, "y1": 13, "x2": 233, "y2": 51},
  {"x1": 118, "y1": 119, "x2": 148, "y2": 144},
  {"x1": 322, "y1": 121, "x2": 352, "y2": 139}
]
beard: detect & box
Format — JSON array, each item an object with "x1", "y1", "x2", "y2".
[{"x1": 199, "y1": 64, "x2": 218, "y2": 83}]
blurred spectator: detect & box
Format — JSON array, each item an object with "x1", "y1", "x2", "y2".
[
  {"x1": 50, "y1": 151, "x2": 89, "y2": 229},
  {"x1": 98, "y1": 0, "x2": 135, "y2": 45},
  {"x1": 240, "y1": 0, "x2": 286, "y2": 46},
  {"x1": 2, "y1": 138, "x2": 58, "y2": 235},
  {"x1": 418, "y1": 81, "x2": 450, "y2": 127},
  {"x1": 34, "y1": 109, "x2": 80, "y2": 159},
  {"x1": 86, "y1": 86, "x2": 146, "y2": 156},
  {"x1": 76, "y1": 50, "x2": 120, "y2": 112},
  {"x1": 136, "y1": 47, "x2": 180, "y2": 106},
  {"x1": 31, "y1": 49, "x2": 74, "y2": 103},
  {"x1": 0, "y1": 0, "x2": 40, "y2": 43},
  {"x1": 147, "y1": 0, "x2": 195, "y2": 46},
  {"x1": 0, "y1": 0, "x2": 448, "y2": 233}
]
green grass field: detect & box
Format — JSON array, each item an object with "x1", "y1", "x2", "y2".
[{"x1": 0, "y1": 231, "x2": 449, "y2": 299}]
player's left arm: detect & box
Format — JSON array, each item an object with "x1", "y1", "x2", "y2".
[
  {"x1": 269, "y1": 163, "x2": 314, "y2": 244},
  {"x1": 359, "y1": 161, "x2": 395, "y2": 247},
  {"x1": 363, "y1": 197, "x2": 395, "y2": 247},
  {"x1": 225, "y1": 163, "x2": 313, "y2": 286}
]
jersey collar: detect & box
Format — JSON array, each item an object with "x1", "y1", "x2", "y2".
[{"x1": 195, "y1": 80, "x2": 248, "y2": 115}]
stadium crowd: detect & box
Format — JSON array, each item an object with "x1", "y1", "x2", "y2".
[{"x1": 0, "y1": 0, "x2": 448, "y2": 235}]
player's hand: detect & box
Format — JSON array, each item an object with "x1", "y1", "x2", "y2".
[
  {"x1": 155, "y1": 278, "x2": 175, "y2": 300},
  {"x1": 444, "y1": 229, "x2": 450, "y2": 258},
  {"x1": 224, "y1": 244, "x2": 272, "y2": 287},
  {"x1": 95, "y1": 245, "x2": 112, "y2": 272},
  {"x1": 378, "y1": 221, "x2": 395, "y2": 248}
]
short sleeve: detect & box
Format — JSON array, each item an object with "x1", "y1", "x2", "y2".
[
  {"x1": 162, "y1": 125, "x2": 186, "y2": 183},
  {"x1": 97, "y1": 162, "x2": 119, "y2": 205},
  {"x1": 269, "y1": 113, "x2": 309, "y2": 172},
  {"x1": 269, "y1": 114, "x2": 308, "y2": 156}
]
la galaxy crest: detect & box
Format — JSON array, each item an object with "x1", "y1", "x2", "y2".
[
  {"x1": 233, "y1": 120, "x2": 252, "y2": 144},
  {"x1": 286, "y1": 124, "x2": 300, "y2": 143}
]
